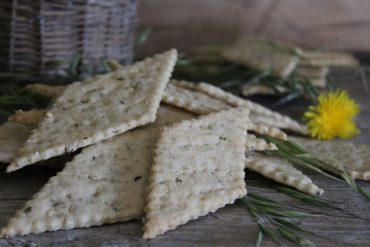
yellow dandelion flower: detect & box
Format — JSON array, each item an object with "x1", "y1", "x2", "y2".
[{"x1": 304, "y1": 90, "x2": 360, "y2": 140}]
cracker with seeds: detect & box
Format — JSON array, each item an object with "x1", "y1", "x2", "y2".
[
  {"x1": 245, "y1": 134, "x2": 277, "y2": 151},
  {"x1": 221, "y1": 37, "x2": 299, "y2": 78},
  {"x1": 1, "y1": 176, "x2": 135, "y2": 237},
  {"x1": 0, "y1": 121, "x2": 70, "y2": 168},
  {"x1": 247, "y1": 122, "x2": 287, "y2": 140},
  {"x1": 23, "y1": 79, "x2": 306, "y2": 135},
  {"x1": 294, "y1": 65, "x2": 329, "y2": 80},
  {"x1": 167, "y1": 80, "x2": 304, "y2": 133},
  {"x1": 8, "y1": 109, "x2": 47, "y2": 126},
  {"x1": 20, "y1": 82, "x2": 281, "y2": 152},
  {"x1": 0, "y1": 105, "x2": 195, "y2": 237},
  {"x1": 24, "y1": 81, "x2": 289, "y2": 143},
  {"x1": 25, "y1": 84, "x2": 65, "y2": 98},
  {"x1": 242, "y1": 84, "x2": 276, "y2": 96},
  {"x1": 163, "y1": 83, "x2": 231, "y2": 115},
  {"x1": 166, "y1": 81, "x2": 289, "y2": 140},
  {"x1": 292, "y1": 137, "x2": 370, "y2": 180},
  {"x1": 0, "y1": 122, "x2": 33, "y2": 163},
  {"x1": 143, "y1": 108, "x2": 248, "y2": 239},
  {"x1": 299, "y1": 50, "x2": 358, "y2": 67},
  {"x1": 8, "y1": 49, "x2": 177, "y2": 172},
  {"x1": 169, "y1": 79, "x2": 199, "y2": 90},
  {"x1": 245, "y1": 152, "x2": 323, "y2": 195},
  {"x1": 163, "y1": 82, "x2": 282, "y2": 150},
  {"x1": 193, "y1": 82, "x2": 307, "y2": 134}
]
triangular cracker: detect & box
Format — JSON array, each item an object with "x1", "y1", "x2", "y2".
[
  {"x1": 292, "y1": 137, "x2": 370, "y2": 180},
  {"x1": 0, "y1": 105, "x2": 195, "y2": 237},
  {"x1": 143, "y1": 108, "x2": 248, "y2": 239},
  {"x1": 0, "y1": 122, "x2": 32, "y2": 163},
  {"x1": 245, "y1": 152, "x2": 323, "y2": 195},
  {"x1": 8, "y1": 49, "x2": 177, "y2": 172}
]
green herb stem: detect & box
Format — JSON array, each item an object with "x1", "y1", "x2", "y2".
[
  {"x1": 262, "y1": 136, "x2": 370, "y2": 202},
  {"x1": 239, "y1": 195, "x2": 316, "y2": 246}
]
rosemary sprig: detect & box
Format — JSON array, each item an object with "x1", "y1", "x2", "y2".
[
  {"x1": 273, "y1": 185, "x2": 370, "y2": 222},
  {"x1": 255, "y1": 228, "x2": 263, "y2": 247},
  {"x1": 241, "y1": 183, "x2": 370, "y2": 246},
  {"x1": 262, "y1": 136, "x2": 370, "y2": 201},
  {"x1": 239, "y1": 192, "x2": 316, "y2": 246}
]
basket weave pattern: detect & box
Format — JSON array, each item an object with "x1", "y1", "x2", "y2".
[{"x1": 0, "y1": 0, "x2": 137, "y2": 81}]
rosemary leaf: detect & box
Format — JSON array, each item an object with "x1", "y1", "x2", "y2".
[
  {"x1": 273, "y1": 184, "x2": 370, "y2": 221},
  {"x1": 68, "y1": 53, "x2": 81, "y2": 75},
  {"x1": 277, "y1": 226, "x2": 315, "y2": 247},
  {"x1": 259, "y1": 207, "x2": 310, "y2": 218},
  {"x1": 272, "y1": 91, "x2": 301, "y2": 108},
  {"x1": 247, "y1": 192, "x2": 277, "y2": 203},
  {"x1": 341, "y1": 172, "x2": 370, "y2": 201},
  {"x1": 255, "y1": 229, "x2": 263, "y2": 247},
  {"x1": 258, "y1": 224, "x2": 280, "y2": 244},
  {"x1": 137, "y1": 27, "x2": 152, "y2": 45},
  {"x1": 240, "y1": 194, "x2": 315, "y2": 245},
  {"x1": 248, "y1": 197, "x2": 285, "y2": 209},
  {"x1": 272, "y1": 217, "x2": 304, "y2": 231},
  {"x1": 246, "y1": 69, "x2": 271, "y2": 84}
]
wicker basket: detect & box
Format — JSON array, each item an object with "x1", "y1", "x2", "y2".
[{"x1": 0, "y1": 0, "x2": 137, "y2": 81}]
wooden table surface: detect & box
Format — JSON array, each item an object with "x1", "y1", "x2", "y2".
[{"x1": 0, "y1": 68, "x2": 369, "y2": 247}]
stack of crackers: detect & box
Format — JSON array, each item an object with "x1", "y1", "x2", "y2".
[
  {"x1": 189, "y1": 36, "x2": 358, "y2": 96},
  {"x1": 0, "y1": 49, "x2": 368, "y2": 239},
  {"x1": 231, "y1": 37, "x2": 358, "y2": 96}
]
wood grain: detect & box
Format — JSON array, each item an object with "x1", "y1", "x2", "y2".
[
  {"x1": 0, "y1": 68, "x2": 369, "y2": 246},
  {"x1": 136, "y1": 0, "x2": 370, "y2": 58}
]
